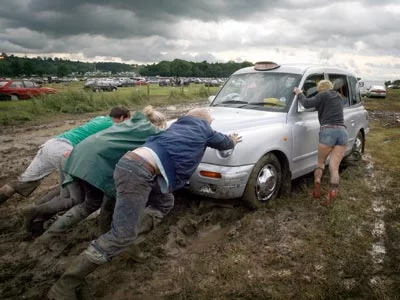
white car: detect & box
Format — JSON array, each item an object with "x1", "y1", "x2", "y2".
[
  {"x1": 186, "y1": 61, "x2": 369, "y2": 208},
  {"x1": 366, "y1": 85, "x2": 387, "y2": 98}
]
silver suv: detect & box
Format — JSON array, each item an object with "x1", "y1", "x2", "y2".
[{"x1": 187, "y1": 62, "x2": 369, "y2": 208}]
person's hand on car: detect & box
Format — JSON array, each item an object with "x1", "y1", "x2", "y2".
[{"x1": 229, "y1": 133, "x2": 242, "y2": 145}]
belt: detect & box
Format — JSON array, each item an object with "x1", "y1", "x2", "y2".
[
  {"x1": 123, "y1": 152, "x2": 156, "y2": 175},
  {"x1": 321, "y1": 124, "x2": 346, "y2": 129}
]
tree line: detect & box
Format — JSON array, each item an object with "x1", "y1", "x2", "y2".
[{"x1": 0, "y1": 53, "x2": 253, "y2": 78}]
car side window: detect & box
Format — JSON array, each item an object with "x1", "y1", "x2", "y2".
[
  {"x1": 348, "y1": 76, "x2": 361, "y2": 105},
  {"x1": 327, "y1": 74, "x2": 350, "y2": 107},
  {"x1": 298, "y1": 73, "x2": 324, "y2": 112},
  {"x1": 9, "y1": 81, "x2": 24, "y2": 88}
]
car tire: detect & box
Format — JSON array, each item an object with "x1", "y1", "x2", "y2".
[
  {"x1": 344, "y1": 131, "x2": 364, "y2": 162},
  {"x1": 111, "y1": 87, "x2": 117, "y2": 92},
  {"x1": 10, "y1": 94, "x2": 19, "y2": 101},
  {"x1": 242, "y1": 153, "x2": 282, "y2": 209}
]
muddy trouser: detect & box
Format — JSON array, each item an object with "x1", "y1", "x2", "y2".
[
  {"x1": 85, "y1": 157, "x2": 173, "y2": 264},
  {"x1": 98, "y1": 180, "x2": 174, "y2": 237},
  {"x1": 70, "y1": 179, "x2": 105, "y2": 220},
  {"x1": 9, "y1": 138, "x2": 73, "y2": 197}
]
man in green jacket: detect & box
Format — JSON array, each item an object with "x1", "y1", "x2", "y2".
[{"x1": 0, "y1": 106, "x2": 130, "y2": 206}]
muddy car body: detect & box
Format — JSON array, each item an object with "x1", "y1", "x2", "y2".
[{"x1": 187, "y1": 62, "x2": 369, "y2": 208}]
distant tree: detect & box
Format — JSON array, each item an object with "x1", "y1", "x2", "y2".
[
  {"x1": 57, "y1": 64, "x2": 70, "y2": 77},
  {"x1": 10, "y1": 60, "x2": 22, "y2": 76},
  {"x1": 23, "y1": 60, "x2": 35, "y2": 76}
]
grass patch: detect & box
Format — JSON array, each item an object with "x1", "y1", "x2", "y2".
[{"x1": 0, "y1": 83, "x2": 220, "y2": 126}]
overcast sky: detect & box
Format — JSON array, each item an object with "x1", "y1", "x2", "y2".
[{"x1": 1, "y1": 0, "x2": 399, "y2": 81}]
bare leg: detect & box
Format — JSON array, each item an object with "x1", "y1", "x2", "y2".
[
  {"x1": 328, "y1": 145, "x2": 346, "y2": 191},
  {"x1": 313, "y1": 143, "x2": 333, "y2": 198}
]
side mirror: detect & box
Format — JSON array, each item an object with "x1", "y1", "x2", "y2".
[
  {"x1": 208, "y1": 95, "x2": 215, "y2": 103},
  {"x1": 358, "y1": 81, "x2": 364, "y2": 87}
]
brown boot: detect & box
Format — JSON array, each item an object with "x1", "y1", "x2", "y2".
[
  {"x1": 320, "y1": 190, "x2": 337, "y2": 207},
  {"x1": 48, "y1": 253, "x2": 99, "y2": 300}
]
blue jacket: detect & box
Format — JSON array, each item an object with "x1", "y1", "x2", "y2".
[{"x1": 144, "y1": 115, "x2": 234, "y2": 191}]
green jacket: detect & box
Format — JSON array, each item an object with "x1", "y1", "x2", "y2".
[{"x1": 63, "y1": 112, "x2": 163, "y2": 197}]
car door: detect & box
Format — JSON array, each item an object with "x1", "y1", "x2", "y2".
[
  {"x1": 289, "y1": 73, "x2": 325, "y2": 178},
  {"x1": 23, "y1": 80, "x2": 39, "y2": 97}
]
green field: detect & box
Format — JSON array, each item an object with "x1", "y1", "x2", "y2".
[{"x1": 0, "y1": 82, "x2": 221, "y2": 126}]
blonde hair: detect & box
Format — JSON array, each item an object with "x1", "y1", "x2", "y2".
[
  {"x1": 186, "y1": 108, "x2": 213, "y2": 123},
  {"x1": 142, "y1": 105, "x2": 167, "y2": 129},
  {"x1": 317, "y1": 80, "x2": 334, "y2": 92}
]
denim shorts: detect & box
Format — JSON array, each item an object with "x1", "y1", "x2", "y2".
[{"x1": 319, "y1": 127, "x2": 348, "y2": 146}]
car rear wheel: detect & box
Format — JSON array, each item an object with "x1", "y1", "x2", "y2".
[
  {"x1": 242, "y1": 153, "x2": 282, "y2": 209},
  {"x1": 345, "y1": 131, "x2": 364, "y2": 162}
]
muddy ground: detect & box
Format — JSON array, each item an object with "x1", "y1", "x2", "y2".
[{"x1": 0, "y1": 104, "x2": 399, "y2": 299}]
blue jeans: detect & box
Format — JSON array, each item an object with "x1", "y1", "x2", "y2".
[
  {"x1": 86, "y1": 157, "x2": 173, "y2": 264},
  {"x1": 319, "y1": 127, "x2": 348, "y2": 146}
]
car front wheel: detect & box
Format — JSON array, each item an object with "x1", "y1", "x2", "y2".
[{"x1": 242, "y1": 153, "x2": 282, "y2": 209}]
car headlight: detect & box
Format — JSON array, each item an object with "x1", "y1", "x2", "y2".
[{"x1": 218, "y1": 149, "x2": 234, "y2": 158}]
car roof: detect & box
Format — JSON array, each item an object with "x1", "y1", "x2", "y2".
[{"x1": 233, "y1": 63, "x2": 356, "y2": 77}]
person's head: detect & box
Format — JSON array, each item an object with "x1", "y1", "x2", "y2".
[
  {"x1": 109, "y1": 106, "x2": 131, "y2": 123},
  {"x1": 186, "y1": 108, "x2": 213, "y2": 124},
  {"x1": 317, "y1": 80, "x2": 334, "y2": 92},
  {"x1": 142, "y1": 105, "x2": 167, "y2": 129}
]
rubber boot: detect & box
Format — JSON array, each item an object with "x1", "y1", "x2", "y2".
[
  {"x1": 312, "y1": 182, "x2": 321, "y2": 199},
  {"x1": 48, "y1": 253, "x2": 99, "y2": 300},
  {"x1": 46, "y1": 205, "x2": 90, "y2": 235},
  {"x1": 320, "y1": 190, "x2": 337, "y2": 207},
  {"x1": 0, "y1": 184, "x2": 14, "y2": 205},
  {"x1": 31, "y1": 205, "x2": 90, "y2": 257},
  {"x1": 0, "y1": 193, "x2": 9, "y2": 205},
  {"x1": 22, "y1": 195, "x2": 83, "y2": 233}
]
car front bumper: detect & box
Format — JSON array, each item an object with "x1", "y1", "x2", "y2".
[{"x1": 186, "y1": 163, "x2": 254, "y2": 199}]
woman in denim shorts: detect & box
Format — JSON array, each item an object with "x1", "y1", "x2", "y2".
[{"x1": 294, "y1": 80, "x2": 348, "y2": 207}]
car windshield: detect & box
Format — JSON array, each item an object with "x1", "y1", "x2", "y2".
[
  {"x1": 211, "y1": 72, "x2": 301, "y2": 112},
  {"x1": 0, "y1": 81, "x2": 8, "y2": 88}
]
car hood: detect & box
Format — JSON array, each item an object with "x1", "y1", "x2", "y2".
[{"x1": 207, "y1": 106, "x2": 287, "y2": 132}]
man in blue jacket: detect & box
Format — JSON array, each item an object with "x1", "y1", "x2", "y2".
[{"x1": 48, "y1": 108, "x2": 242, "y2": 300}]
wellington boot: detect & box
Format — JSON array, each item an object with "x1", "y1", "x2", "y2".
[
  {"x1": 48, "y1": 253, "x2": 99, "y2": 300},
  {"x1": 46, "y1": 205, "x2": 89, "y2": 234},
  {"x1": 21, "y1": 205, "x2": 41, "y2": 232},
  {"x1": 0, "y1": 193, "x2": 9, "y2": 205},
  {"x1": 312, "y1": 182, "x2": 321, "y2": 199},
  {"x1": 320, "y1": 191, "x2": 337, "y2": 207}
]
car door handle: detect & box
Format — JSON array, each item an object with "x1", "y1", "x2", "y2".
[{"x1": 350, "y1": 120, "x2": 355, "y2": 127}]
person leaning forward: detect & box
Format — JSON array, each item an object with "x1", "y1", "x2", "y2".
[
  {"x1": 0, "y1": 106, "x2": 130, "y2": 206},
  {"x1": 23, "y1": 106, "x2": 171, "y2": 246},
  {"x1": 47, "y1": 107, "x2": 242, "y2": 300}
]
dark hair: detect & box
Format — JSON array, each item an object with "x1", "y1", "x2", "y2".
[{"x1": 109, "y1": 106, "x2": 130, "y2": 119}]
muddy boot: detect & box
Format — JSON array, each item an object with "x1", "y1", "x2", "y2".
[
  {"x1": 312, "y1": 182, "x2": 321, "y2": 199},
  {"x1": 48, "y1": 253, "x2": 99, "y2": 300},
  {"x1": 46, "y1": 205, "x2": 90, "y2": 234},
  {"x1": 31, "y1": 205, "x2": 90, "y2": 257},
  {"x1": 21, "y1": 195, "x2": 76, "y2": 233},
  {"x1": 320, "y1": 190, "x2": 337, "y2": 207},
  {"x1": 0, "y1": 184, "x2": 15, "y2": 205}
]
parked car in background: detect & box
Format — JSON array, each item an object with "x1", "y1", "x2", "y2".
[
  {"x1": 204, "y1": 79, "x2": 221, "y2": 87},
  {"x1": 185, "y1": 61, "x2": 369, "y2": 209},
  {"x1": 83, "y1": 79, "x2": 118, "y2": 92},
  {"x1": 366, "y1": 85, "x2": 387, "y2": 98},
  {"x1": 0, "y1": 79, "x2": 57, "y2": 100}
]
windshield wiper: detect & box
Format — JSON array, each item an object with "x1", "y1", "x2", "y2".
[{"x1": 248, "y1": 101, "x2": 286, "y2": 107}]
